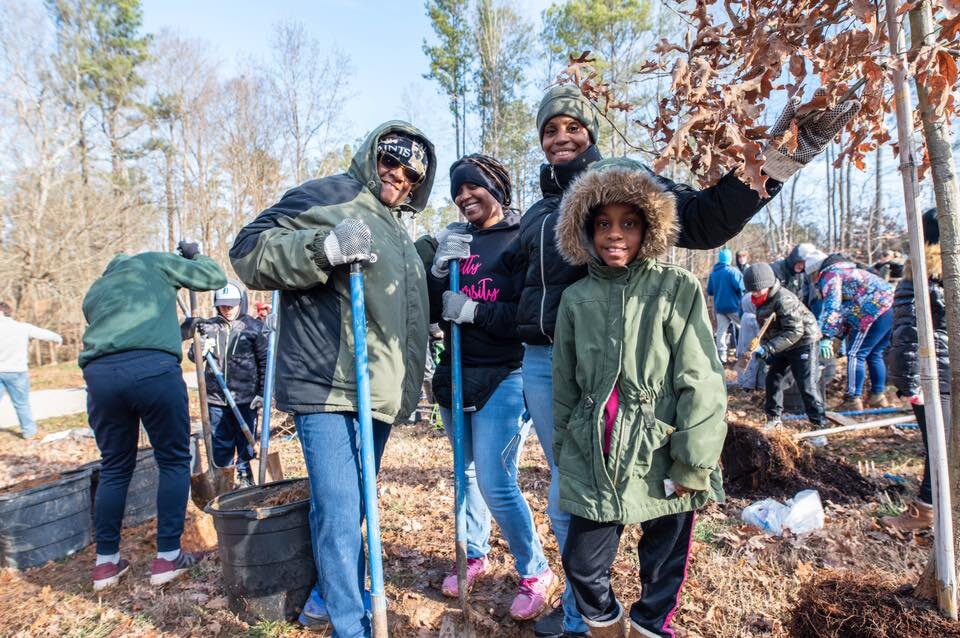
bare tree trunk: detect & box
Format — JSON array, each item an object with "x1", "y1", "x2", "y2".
[{"x1": 909, "y1": 1, "x2": 960, "y2": 615}]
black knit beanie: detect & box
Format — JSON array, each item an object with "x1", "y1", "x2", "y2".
[
  {"x1": 449, "y1": 159, "x2": 506, "y2": 204},
  {"x1": 744, "y1": 263, "x2": 777, "y2": 292}
]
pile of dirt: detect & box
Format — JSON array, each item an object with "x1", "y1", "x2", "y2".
[
  {"x1": 722, "y1": 423, "x2": 879, "y2": 503},
  {"x1": 790, "y1": 571, "x2": 960, "y2": 637}
]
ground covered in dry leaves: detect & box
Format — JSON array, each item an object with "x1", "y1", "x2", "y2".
[{"x1": 0, "y1": 365, "x2": 955, "y2": 637}]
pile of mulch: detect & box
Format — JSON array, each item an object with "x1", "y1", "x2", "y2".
[
  {"x1": 790, "y1": 570, "x2": 960, "y2": 637},
  {"x1": 722, "y1": 423, "x2": 879, "y2": 503},
  {"x1": 259, "y1": 480, "x2": 309, "y2": 507}
]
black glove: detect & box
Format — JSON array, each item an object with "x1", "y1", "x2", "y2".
[{"x1": 177, "y1": 240, "x2": 200, "y2": 260}]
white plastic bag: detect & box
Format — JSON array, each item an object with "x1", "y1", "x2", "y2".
[
  {"x1": 781, "y1": 489, "x2": 825, "y2": 534},
  {"x1": 742, "y1": 490, "x2": 825, "y2": 536},
  {"x1": 741, "y1": 498, "x2": 789, "y2": 535}
]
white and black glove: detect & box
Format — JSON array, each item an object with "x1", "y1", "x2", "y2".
[
  {"x1": 431, "y1": 224, "x2": 472, "y2": 278},
  {"x1": 763, "y1": 87, "x2": 862, "y2": 181},
  {"x1": 442, "y1": 291, "x2": 477, "y2": 324},
  {"x1": 250, "y1": 395, "x2": 264, "y2": 410},
  {"x1": 201, "y1": 337, "x2": 216, "y2": 357},
  {"x1": 320, "y1": 219, "x2": 373, "y2": 267}
]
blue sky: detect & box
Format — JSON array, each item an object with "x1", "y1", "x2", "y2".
[{"x1": 141, "y1": 0, "x2": 556, "y2": 201}]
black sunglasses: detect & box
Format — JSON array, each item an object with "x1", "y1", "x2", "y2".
[{"x1": 379, "y1": 152, "x2": 423, "y2": 185}]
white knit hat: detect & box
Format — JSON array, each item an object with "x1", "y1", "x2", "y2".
[{"x1": 803, "y1": 249, "x2": 829, "y2": 276}]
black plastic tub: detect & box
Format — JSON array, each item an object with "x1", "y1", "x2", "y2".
[
  {"x1": 0, "y1": 468, "x2": 93, "y2": 569},
  {"x1": 81, "y1": 447, "x2": 160, "y2": 529},
  {"x1": 205, "y1": 478, "x2": 314, "y2": 622}
]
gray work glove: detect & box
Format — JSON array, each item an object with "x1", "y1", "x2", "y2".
[
  {"x1": 431, "y1": 224, "x2": 472, "y2": 278},
  {"x1": 263, "y1": 310, "x2": 278, "y2": 334},
  {"x1": 763, "y1": 87, "x2": 862, "y2": 181},
  {"x1": 442, "y1": 290, "x2": 478, "y2": 324},
  {"x1": 321, "y1": 219, "x2": 373, "y2": 267},
  {"x1": 250, "y1": 395, "x2": 264, "y2": 410}
]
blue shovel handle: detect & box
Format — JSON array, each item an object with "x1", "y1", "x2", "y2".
[
  {"x1": 450, "y1": 260, "x2": 470, "y2": 617},
  {"x1": 350, "y1": 261, "x2": 388, "y2": 638}
]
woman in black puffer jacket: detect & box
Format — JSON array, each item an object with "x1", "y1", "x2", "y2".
[{"x1": 883, "y1": 208, "x2": 949, "y2": 531}]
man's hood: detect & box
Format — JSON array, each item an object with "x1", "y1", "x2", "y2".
[
  {"x1": 555, "y1": 157, "x2": 677, "y2": 266},
  {"x1": 349, "y1": 120, "x2": 437, "y2": 214}
]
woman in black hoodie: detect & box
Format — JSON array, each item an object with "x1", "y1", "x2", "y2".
[
  {"x1": 427, "y1": 154, "x2": 555, "y2": 621},
  {"x1": 519, "y1": 84, "x2": 860, "y2": 638}
]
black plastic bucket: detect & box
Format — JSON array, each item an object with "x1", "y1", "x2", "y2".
[
  {"x1": 205, "y1": 478, "x2": 314, "y2": 622},
  {"x1": 0, "y1": 468, "x2": 93, "y2": 569},
  {"x1": 81, "y1": 447, "x2": 160, "y2": 530},
  {"x1": 784, "y1": 357, "x2": 836, "y2": 413}
]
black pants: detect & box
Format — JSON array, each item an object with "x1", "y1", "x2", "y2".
[
  {"x1": 83, "y1": 350, "x2": 192, "y2": 554},
  {"x1": 764, "y1": 342, "x2": 825, "y2": 425},
  {"x1": 209, "y1": 404, "x2": 258, "y2": 476},
  {"x1": 562, "y1": 511, "x2": 695, "y2": 637}
]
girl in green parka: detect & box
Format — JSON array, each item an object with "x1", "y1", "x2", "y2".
[{"x1": 551, "y1": 158, "x2": 727, "y2": 638}]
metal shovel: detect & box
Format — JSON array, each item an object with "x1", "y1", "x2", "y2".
[
  {"x1": 255, "y1": 290, "x2": 284, "y2": 485},
  {"x1": 186, "y1": 291, "x2": 235, "y2": 509},
  {"x1": 449, "y1": 260, "x2": 473, "y2": 630}
]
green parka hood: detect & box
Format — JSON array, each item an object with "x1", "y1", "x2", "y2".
[
  {"x1": 349, "y1": 120, "x2": 437, "y2": 215},
  {"x1": 556, "y1": 157, "x2": 678, "y2": 267}
]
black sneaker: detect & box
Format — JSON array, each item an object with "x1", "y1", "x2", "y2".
[{"x1": 534, "y1": 606, "x2": 588, "y2": 637}]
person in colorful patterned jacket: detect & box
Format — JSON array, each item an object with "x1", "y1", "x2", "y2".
[{"x1": 804, "y1": 248, "x2": 894, "y2": 411}]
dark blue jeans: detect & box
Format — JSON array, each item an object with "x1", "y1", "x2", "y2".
[
  {"x1": 209, "y1": 404, "x2": 258, "y2": 475},
  {"x1": 295, "y1": 411, "x2": 390, "y2": 638},
  {"x1": 83, "y1": 350, "x2": 192, "y2": 554}
]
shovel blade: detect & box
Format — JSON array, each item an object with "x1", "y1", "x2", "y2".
[
  {"x1": 190, "y1": 466, "x2": 235, "y2": 510},
  {"x1": 249, "y1": 452, "x2": 284, "y2": 484}
]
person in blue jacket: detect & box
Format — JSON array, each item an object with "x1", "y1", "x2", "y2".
[{"x1": 706, "y1": 248, "x2": 746, "y2": 360}]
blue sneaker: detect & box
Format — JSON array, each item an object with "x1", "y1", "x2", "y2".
[{"x1": 298, "y1": 587, "x2": 372, "y2": 630}]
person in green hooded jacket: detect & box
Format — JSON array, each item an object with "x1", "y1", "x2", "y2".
[
  {"x1": 551, "y1": 159, "x2": 727, "y2": 638},
  {"x1": 229, "y1": 122, "x2": 436, "y2": 638}
]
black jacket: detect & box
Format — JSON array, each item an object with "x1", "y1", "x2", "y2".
[
  {"x1": 428, "y1": 217, "x2": 524, "y2": 409},
  {"x1": 772, "y1": 244, "x2": 812, "y2": 304},
  {"x1": 189, "y1": 312, "x2": 268, "y2": 406},
  {"x1": 756, "y1": 280, "x2": 821, "y2": 355},
  {"x1": 516, "y1": 145, "x2": 783, "y2": 344},
  {"x1": 886, "y1": 245, "x2": 950, "y2": 396}
]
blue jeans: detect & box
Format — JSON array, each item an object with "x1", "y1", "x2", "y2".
[
  {"x1": 0, "y1": 372, "x2": 36, "y2": 437},
  {"x1": 439, "y1": 370, "x2": 547, "y2": 578},
  {"x1": 295, "y1": 412, "x2": 390, "y2": 638},
  {"x1": 522, "y1": 345, "x2": 589, "y2": 634},
  {"x1": 845, "y1": 308, "x2": 893, "y2": 397},
  {"x1": 209, "y1": 404, "x2": 258, "y2": 476}
]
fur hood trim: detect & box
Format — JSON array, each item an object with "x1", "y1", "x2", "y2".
[
  {"x1": 906, "y1": 242, "x2": 943, "y2": 282},
  {"x1": 555, "y1": 160, "x2": 678, "y2": 266}
]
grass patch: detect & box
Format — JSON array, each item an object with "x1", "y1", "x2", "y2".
[
  {"x1": 36, "y1": 412, "x2": 90, "y2": 436},
  {"x1": 247, "y1": 619, "x2": 298, "y2": 637},
  {"x1": 694, "y1": 515, "x2": 736, "y2": 546},
  {"x1": 28, "y1": 362, "x2": 84, "y2": 390}
]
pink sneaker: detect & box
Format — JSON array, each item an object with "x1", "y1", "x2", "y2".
[
  {"x1": 509, "y1": 567, "x2": 556, "y2": 620},
  {"x1": 441, "y1": 556, "x2": 488, "y2": 598}
]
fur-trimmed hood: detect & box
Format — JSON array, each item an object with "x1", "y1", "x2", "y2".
[
  {"x1": 904, "y1": 241, "x2": 943, "y2": 282},
  {"x1": 555, "y1": 158, "x2": 678, "y2": 266}
]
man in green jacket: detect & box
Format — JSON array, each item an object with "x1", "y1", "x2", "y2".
[
  {"x1": 552, "y1": 159, "x2": 727, "y2": 638},
  {"x1": 230, "y1": 122, "x2": 436, "y2": 638},
  {"x1": 80, "y1": 242, "x2": 227, "y2": 591}
]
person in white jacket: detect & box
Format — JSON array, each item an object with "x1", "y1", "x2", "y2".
[{"x1": 0, "y1": 302, "x2": 62, "y2": 438}]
